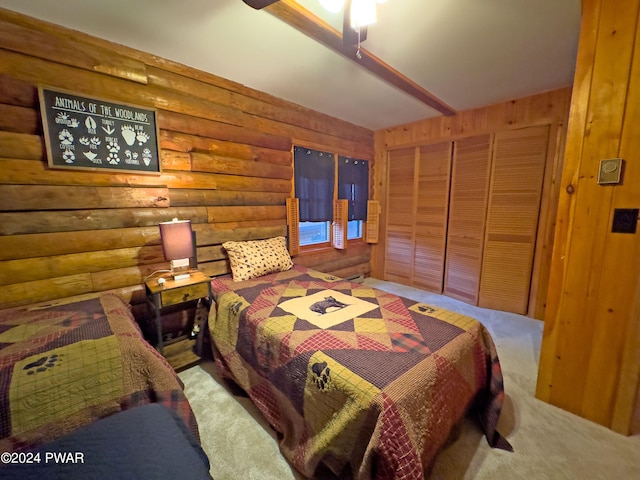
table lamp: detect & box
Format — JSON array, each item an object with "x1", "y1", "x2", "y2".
[{"x1": 159, "y1": 218, "x2": 194, "y2": 281}]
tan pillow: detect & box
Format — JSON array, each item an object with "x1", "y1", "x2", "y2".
[{"x1": 223, "y1": 236, "x2": 293, "y2": 282}]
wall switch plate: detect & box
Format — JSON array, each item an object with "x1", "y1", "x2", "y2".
[
  {"x1": 612, "y1": 208, "x2": 639, "y2": 234},
  {"x1": 598, "y1": 158, "x2": 624, "y2": 184}
]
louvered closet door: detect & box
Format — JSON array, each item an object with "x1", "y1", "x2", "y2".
[
  {"x1": 384, "y1": 147, "x2": 416, "y2": 285},
  {"x1": 444, "y1": 135, "x2": 492, "y2": 304},
  {"x1": 479, "y1": 126, "x2": 550, "y2": 314},
  {"x1": 413, "y1": 142, "x2": 452, "y2": 292}
]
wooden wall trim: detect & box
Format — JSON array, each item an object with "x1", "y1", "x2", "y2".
[{"x1": 527, "y1": 119, "x2": 569, "y2": 318}]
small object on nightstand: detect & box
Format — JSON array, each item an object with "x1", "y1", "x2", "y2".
[
  {"x1": 190, "y1": 324, "x2": 200, "y2": 338},
  {"x1": 158, "y1": 277, "x2": 166, "y2": 285}
]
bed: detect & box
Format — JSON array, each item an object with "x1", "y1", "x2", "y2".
[
  {"x1": 208, "y1": 251, "x2": 512, "y2": 479},
  {"x1": 0, "y1": 403, "x2": 211, "y2": 480},
  {"x1": 0, "y1": 293, "x2": 200, "y2": 454}
]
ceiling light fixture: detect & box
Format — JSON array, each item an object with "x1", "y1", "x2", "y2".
[
  {"x1": 346, "y1": 0, "x2": 383, "y2": 59},
  {"x1": 318, "y1": 0, "x2": 345, "y2": 14},
  {"x1": 350, "y1": 0, "x2": 377, "y2": 29},
  {"x1": 318, "y1": 0, "x2": 386, "y2": 27}
]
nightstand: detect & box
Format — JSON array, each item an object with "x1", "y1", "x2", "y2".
[{"x1": 144, "y1": 270, "x2": 212, "y2": 368}]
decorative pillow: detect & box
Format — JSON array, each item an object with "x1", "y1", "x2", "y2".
[{"x1": 223, "y1": 236, "x2": 293, "y2": 282}]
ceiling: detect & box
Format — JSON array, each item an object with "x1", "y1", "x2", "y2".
[{"x1": 0, "y1": 0, "x2": 582, "y2": 130}]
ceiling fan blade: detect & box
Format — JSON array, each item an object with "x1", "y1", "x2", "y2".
[
  {"x1": 242, "y1": 0, "x2": 280, "y2": 9},
  {"x1": 343, "y1": 0, "x2": 368, "y2": 46}
]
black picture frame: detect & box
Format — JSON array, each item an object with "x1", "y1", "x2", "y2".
[{"x1": 38, "y1": 86, "x2": 161, "y2": 175}]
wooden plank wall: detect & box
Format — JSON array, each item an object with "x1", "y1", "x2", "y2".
[
  {"x1": 536, "y1": 0, "x2": 640, "y2": 435},
  {"x1": 372, "y1": 87, "x2": 572, "y2": 319},
  {"x1": 0, "y1": 9, "x2": 374, "y2": 320}
]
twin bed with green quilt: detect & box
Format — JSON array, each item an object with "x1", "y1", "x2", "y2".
[
  {"x1": 0, "y1": 293, "x2": 210, "y2": 479},
  {"x1": 209, "y1": 264, "x2": 511, "y2": 480}
]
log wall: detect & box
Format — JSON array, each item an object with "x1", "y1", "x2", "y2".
[{"x1": 0, "y1": 9, "x2": 374, "y2": 321}]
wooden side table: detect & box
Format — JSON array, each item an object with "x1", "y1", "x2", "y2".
[{"x1": 144, "y1": 270, "x2": 212, "y2": 364}]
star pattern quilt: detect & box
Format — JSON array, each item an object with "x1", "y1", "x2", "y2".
[{"x1": 209, "y1": 265, "x2": 511, "y2": 479}]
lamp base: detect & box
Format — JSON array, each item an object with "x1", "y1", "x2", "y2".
[{"x1": 170, "y1": 258, "x2": 191, "y2": 281}]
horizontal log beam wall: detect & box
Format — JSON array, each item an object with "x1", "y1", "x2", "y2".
[{"x1": 0, "y1": 8, "x2": 374, "y2": 313}]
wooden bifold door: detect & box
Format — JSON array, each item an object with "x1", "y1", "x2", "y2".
[
  {"x1": 384, "y1": 125, "x2": 550, "y2": 315},
  {"x1": 478, "y1": 126, "x2": 550, "y2": 313},
  {"x1": 444, "y1": 134, "x2": 493, "y2": 304},
  {"x1": 413, "y1": 142, "x2": 452, "y2": 292},
  {"x1": 385, "y1": 147, "x2": 416, "y2": 285}
]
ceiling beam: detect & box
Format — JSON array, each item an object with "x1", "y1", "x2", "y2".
[{"x1": 264, "y1": 0, "x2": 456, "y2": 117}]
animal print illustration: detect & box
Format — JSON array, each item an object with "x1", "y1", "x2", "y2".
[
  {"x1": 310, "y1": 361, "x2": 332, "y2": 392},
  {"x1": 309, "y1": 296, "x2": 349, "y2": 315},
  {"x1": 417, "y1": 305, "x2": 437, "y2": 314},
  {"x1": 23, "y1": 354, "x2": 62, "y2": 375}
]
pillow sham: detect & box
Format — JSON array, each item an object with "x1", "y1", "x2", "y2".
[{"x1": 223, "y1": 236, "x2": 293, "y2": 282}]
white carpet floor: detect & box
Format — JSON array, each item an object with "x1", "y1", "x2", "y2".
[{"x1": 179, "y1": 278, "x2": 640, "y2": 479}]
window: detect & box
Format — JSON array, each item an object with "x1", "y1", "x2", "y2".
[
  {"x1": 338, "y1": 156, "x2": 369, "y2": 241},
  {"x1": 293, "y1": 146, "x2": 369, "y2": 248},
  {"x1": 294, "y1": 147, "x2": 335, "y2": 247},
  {"x1": 299, "y1": 221, "x2": 330, "y2": 245},
  {"x1": 347, "y1": 220, "x2": 362, "y2": 240}
]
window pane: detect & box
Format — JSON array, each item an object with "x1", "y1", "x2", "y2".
[
  {"x1": 300, "y1": 221, "x2": 330, "y2": 246},
  {"x1": 347, "y1": 220, "x2": 363, "y2": 240}
]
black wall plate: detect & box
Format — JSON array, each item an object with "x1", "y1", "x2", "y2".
[{"x1": 612, "y1": 208, "x2": 639, "y2": 234}]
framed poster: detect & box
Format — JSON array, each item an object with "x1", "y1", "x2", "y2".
[{"x1": 38, "y1": 86, "x2": 161, "y2": 174}]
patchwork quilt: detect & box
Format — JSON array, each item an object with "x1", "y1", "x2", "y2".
[
  {"x1": 209, "y1": 265, "x2": 511, "y2": 479},
  {"x1": 0, "y1": 294, "x2": 198, "y2": 453}
]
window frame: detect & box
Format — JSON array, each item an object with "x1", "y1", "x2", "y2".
[{"x1": 293, "y1": 146, "x2": 369, "y2": 252}]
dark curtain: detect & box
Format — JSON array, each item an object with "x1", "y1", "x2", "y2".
[
  {"x1": 294, "y1": 146, "x2": 335, "y2": 222},
  {"x1": 338, "y1": 156, "x2": 369, "y2": 220}
]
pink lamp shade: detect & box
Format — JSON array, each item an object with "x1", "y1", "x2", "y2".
[{"x1": 159, "y1": 219, "x2": 194, "y2": 261}]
